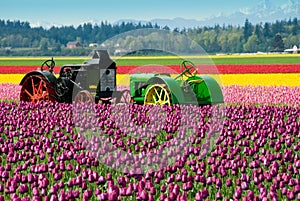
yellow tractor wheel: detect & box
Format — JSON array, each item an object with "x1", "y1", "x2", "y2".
[{"x1": 144, "y1": 84, "x2": 172, "y2": 106}]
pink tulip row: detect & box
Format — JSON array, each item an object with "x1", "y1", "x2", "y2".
[
  {"x1": 223, "y1": 85, "x2": 300, "y2": 106},
  {"x1": 1, "y1": 84, "x2": 299, "y2": 106},
  {"x1": 0, "y1": 84, "x2": 21, "y2": 102}
]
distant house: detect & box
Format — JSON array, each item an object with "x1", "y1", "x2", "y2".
[
  {"x1": 114, "y1": 48, "x2": 128, "y2": 56},
  {"x1": 66, "y1": 41, "x2": 81, "y2": 49},
  {"x1": 284, "y1": 45, "x2": 300, "y2": 54},
  {"x1": 89, "y1": 43, "x2": 98, "y2": 48}
]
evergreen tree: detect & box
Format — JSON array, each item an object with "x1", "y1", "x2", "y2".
[
  {"x1": 243, "y1": 19, "x2": 253, "y2": 41},
  {"x1": 272, "y1": 34, "x2": 284, "y2": 52},
  {"x1": 292, "y1": 17, "x2": 299, "y2": 35},
  {"x1": 0, "y1": 18, "x2": 299, "y2": 55},
  {"x1": 263, "y1": 22, "x2": 271, "y2": 38}
]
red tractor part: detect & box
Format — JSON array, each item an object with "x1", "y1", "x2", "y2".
[{"x1": 20, "y1": 75, "x2": 57, "y2": 103}]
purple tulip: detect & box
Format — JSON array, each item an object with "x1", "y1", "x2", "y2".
[
  {"x1": 117, "y1": 176, "x2": 126, "y2": 187},
  {"x1": 295, "y1": 160, "x2": 300, "y2": 169},
  {"x1": 236, "y1": 178, "x2": 241, "y2": 186},
  {"x1": 49, "y1": 194, "x2": 58, "y2": 201},
  {"x1": 18, "y1": 184, "x2": 29, "y2": 194},
  {"x1": 106, "y1": 173, "x2": 112, "y2": 180},
  {"x1": 139, "y1": 190, "x2": 149, "y2": 200},
  {"x1": 293, "y1": 184, "x2": 300, "y2": 194},
  {"x1": 215, "y1": 178, "x2": 222, "y2": 188},
  {"x1": 107, "y1": 191, "x2": 118, "y2": 201},
  {"x1": 160, "y1": 194, "x2": 167, "y2": 201},
  {"x1": 201, "y1": 188, "x2": 209, "y2": 199},
  {"x1": 31, "y1": 187, "x2": 39, "y2": 196},
  {"x1": 226, "y1": 178, "x2": 232, "y2": 186},
  {"x1": 182, "y1": 181, "x2": 193, "y2": 191},
  {"x1": 97, "y1": 175, "x2": 106, "y2": 185},
  {"x1": 125, "y1": 185, "x2": 133, "y2": 196},
  {"x1": 160, "y1": 185, "x2": 166, "y2": 193},
  {"x1": 241, "y1": 182, "x2": 249, "y2": 190},
  {"x1": 234, "y1": 187, "x2": 242, "y2": 199},
  {"x1": 282, "y1": 187, "x2": 288, "y2": 195},
  {"x1": 270, "y1": 191, "x2": 278, "y2": 200},
  {"x1": 175, "y1": 174, "x2": 181, "y2": 182},
  {"x1": 287, "y1": 190, "x2": 295, "y2": 200},
  {"x1": 215, "y1": 191, "x2": 222, "y2": 200},
  {"x1": 195, "y1": 191, "x2": 202, "y2": 201},
  {"x1": 32, "y1": 196, "x2": 42, "y2": 201}
]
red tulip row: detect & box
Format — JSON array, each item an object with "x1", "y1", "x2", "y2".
[
  {"x1": 116, "y1": 64, "x2": 300, "y2": 74},
  {"x1": 0, "y1": 66, "x2": 60, "y2": 74},
  {"x1": 0, "y1": 64, "x2": 300, "y2": 74}
]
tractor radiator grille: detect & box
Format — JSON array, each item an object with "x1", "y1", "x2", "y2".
[{"x1": 100, "y1": 69, "x2": 115, "y2": 91}]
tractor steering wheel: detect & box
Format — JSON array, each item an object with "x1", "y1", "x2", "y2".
[
  {"x1": 41, "y1": 58, "x2": 55, "y2": 72},
  {"x1": 180, "y1": 60, "x2": 198, "y2": 78}
]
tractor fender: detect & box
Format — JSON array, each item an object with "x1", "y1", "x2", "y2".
[
  {"x1": 20, "y1": 70, "x2": 57, "y2": 85},
  {"x1": 146, "y1": 76, "x2": 184, "y2": 104},
  {"x1": 196, "y1": 75, "x2": 224, "y2": 104}
]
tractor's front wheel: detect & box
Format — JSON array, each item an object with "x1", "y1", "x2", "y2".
[
  {"x1": 20, "y1": 75, "x2": 57, "y2": 103},
  {"x1": 144, "y1": 84, "x2": 172, "y2": 106}
]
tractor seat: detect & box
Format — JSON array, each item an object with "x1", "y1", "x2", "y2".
[{"x1": 188, "y1": 79, "x2": 203, "y2": 84}]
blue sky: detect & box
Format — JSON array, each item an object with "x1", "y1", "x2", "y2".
[{"x1": 0, "y1": 0, "x2": 286, "y2": 26}]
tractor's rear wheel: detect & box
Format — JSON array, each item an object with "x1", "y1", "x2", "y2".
[
  {"x1": 116, "y1": 90, "x2": 131, "y2": 104},
  {"x1": 144, "y1": 84, "x2": 172, "y2": 106},
  {"x1": 20, "y1": 75, "x2": 57, "y2": 103},
  {"x1": 74, "y1": 90, "x2": 94, "y2": 103}
]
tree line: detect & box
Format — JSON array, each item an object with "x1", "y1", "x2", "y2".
[{"x1": 0, "y1": 18, "x2": 299, "y2": 56}]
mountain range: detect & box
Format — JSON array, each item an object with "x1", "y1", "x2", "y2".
[
  {"x1": 31, "y1": 0, "x2": 300, "y2": 29},
  {"x1": 114, "y1": 0, "x2": 300, "y2": 29}
]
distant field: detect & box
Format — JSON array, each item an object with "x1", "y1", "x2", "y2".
[{"x1": 0, "y1": 54, "x2": 299, "y2": 66}]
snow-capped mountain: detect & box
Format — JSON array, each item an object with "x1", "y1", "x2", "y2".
[
  {"x1": 30, "y1": 0, "x2": 300, "y2": 29},
  {"x1": 114, "y1": 0, "x2": 300, "y2": 29}
]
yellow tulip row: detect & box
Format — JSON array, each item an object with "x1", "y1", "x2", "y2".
[
  {"x1": 116, "y1": 74, "x2": 300, "y2": 87},
  {"x1": 0, "y1": 73, "x2": 299, "y2": 87},
  {"x1": 1, "y1": 53, "x2": 299, "y2": 61}
]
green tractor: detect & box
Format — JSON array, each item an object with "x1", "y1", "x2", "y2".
[{"x1": 130, "y1": 60, "x2": 224, "y2": 106}]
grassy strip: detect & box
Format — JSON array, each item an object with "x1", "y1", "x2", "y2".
[
  {"x1": 117, "y1": 55, "x2": 300, "y2": 65},
  {"x1": 0, "y1": 54, "x2": 300, "y2": 66}
]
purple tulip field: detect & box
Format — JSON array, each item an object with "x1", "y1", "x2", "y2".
[{"x1": 0, "y1": 83, "x2": 300, "y2": 201}]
